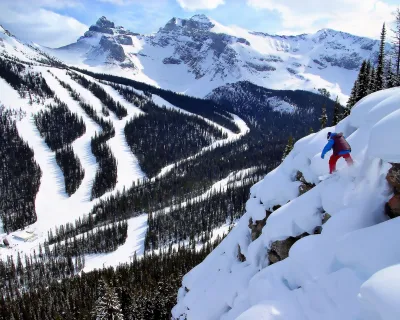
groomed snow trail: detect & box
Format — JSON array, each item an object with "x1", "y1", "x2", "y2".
[
  {"x1": 53, "y1": 69, "x2": 147, "y2": 195},
  {"x1": 152, "y1": 95, "x2": 250, "y2": 179},
  {"x1": 0, "y1": 68, "x2": 148, "y2": 260},
  {"x1": 83, "y1": 214, "x2": 148, "y2": 271},
  {"x1": 41, "y1": 70, "x2": 100, "y2": 202}
]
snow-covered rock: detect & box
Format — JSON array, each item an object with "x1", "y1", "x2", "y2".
[{"x1": 172, "y1": 87, "x2": 400, "y2": 320}]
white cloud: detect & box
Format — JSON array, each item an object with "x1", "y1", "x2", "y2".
[
  {"x1": 0, "y1": 0, "x2": 88, "y2": 48},
  {"x1": 247, "y1": 0, "x2": 396, "y2": 39},
  {"x1": 176, "y1": 0, "x2": 225, "y2": 11}
]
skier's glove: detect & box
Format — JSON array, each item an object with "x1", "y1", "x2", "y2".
[{"x1": 321, "y1": 154, "x2": 325, "y2": 159}]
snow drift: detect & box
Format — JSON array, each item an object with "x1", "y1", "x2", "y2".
[{"x1": 172, "y1": 87, "x2": 400, "y2": 320}]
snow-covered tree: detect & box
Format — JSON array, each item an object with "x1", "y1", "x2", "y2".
[
  {"x1": 391, "y1": 8, "x2": 400, "y2": 80},
  {"x1": 319, "y1": 106, "x2": 328, "y2": 129},
  {"x1": 332, "y1": 96, "x2": 342, "y2": 125},
  {"x1": 375, "y1": 23, "x2": 386, "y2": 91},
  {"x1": 92, "y1": 280, "x2": 124, "y2": 320},
  {"x1": 282, "y1": 135, "x2": 294, "y2": 161},
  {"x1": 385, "y1": 58, "x2": 396, "y2": 88},
  {"x1": 355, "y1": 60, "x2": 369, "y2": 101},
  {"x1": 369, "y1": 67, "x2": 376, "y2": 93}
]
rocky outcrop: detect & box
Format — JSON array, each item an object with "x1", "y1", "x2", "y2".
[
  {"x1": 268, "y1": 232, "x2": 309, "y2": 264},
  {"x1": 248, "y1": 211, "x2": 271, "y2": 241},
  {"x1": 116, "y1": 35, "x2": 133, "y2": 45},
  {"x1": 237, "y1": 244, "x2": 246, "y2": 262},
  {"x1": 99, "y1": 36, "x2": 125, "y2": 62},
  {"x1": 96, "y1": 16, "x2": 115, "y2": 29},
  {"x1": 296, "y1": 171, "x2": 315, "y2": 196},
  {"x1": 163, "y1": 57, "x2": 182, "y2": 65},
  {"x1": 386, "y1": 164, "x2": 400, "y2": 219}
]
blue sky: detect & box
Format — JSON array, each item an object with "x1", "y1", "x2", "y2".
[{"x1": 0, "y1": 0, "x2": 398, "y2": 47}]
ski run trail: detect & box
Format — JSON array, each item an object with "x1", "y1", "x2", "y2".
[{"x1": 0, "y1": 67, "x2": 250, "y2": 271}]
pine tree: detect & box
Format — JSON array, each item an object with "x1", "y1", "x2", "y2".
[
  {"x1": 281, "y1": 135, "x2": 294, "y2": 161},
  {"x1": 392, "y1": 8, "x2": 400, "y2": 81},
  {"x1": 385, "y1": 58, "x2": 396, "y2": 88},
  {"x1": 332, "y1": 96, "x2": 341, "y2": 125},
  {"x1": 92, "y1": 280, "x2": 124, "y2": 320},
  {"x1": 369, "y1": 67, "x2": 376, "y2": 93},
  {"x1": 375, "y1": 23, "x2": 386, "y2": 91},
  {"x1": 355, "y1": 60, "x2": 369, "y2": 101},
  {"x1": 320, "y1": 106, "x2": 328, "y2": 129}
]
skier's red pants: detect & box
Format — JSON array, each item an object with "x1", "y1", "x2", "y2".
[{"x1": 329, "y1": 154, "x2": 353, "y2": 174}]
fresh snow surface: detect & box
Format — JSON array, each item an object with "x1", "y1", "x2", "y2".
[
  {"x1": 266, "y1": 96, "x2": 297, "y2": 114},
  {"x1": 172, "y1": 87, "x2": 400, "y2": 320}
]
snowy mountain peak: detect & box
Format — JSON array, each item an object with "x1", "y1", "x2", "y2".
[
  {"x1": 162, "y1": 14, "x2": 214, "y2": 32},
  {"x1": 95, "y1": 16, "x2": 115, "y2": 29},
  {"x1": 190, "y1": 14, "x2": 212, "y2": 23}
]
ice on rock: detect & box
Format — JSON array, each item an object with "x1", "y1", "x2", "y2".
[{"x1": 173, "y1": 87, "x2": 400, "y2": 320}]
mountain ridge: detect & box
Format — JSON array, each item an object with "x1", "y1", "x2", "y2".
[{"x1": 28, "y1": 14, "x2": 385, "y2": 102}]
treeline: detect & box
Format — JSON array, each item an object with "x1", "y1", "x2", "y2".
[
  {"x1": 69, "y1": 66, "x2": 240, "y2": 133},
  {"x1": 87, "y1": 138, "x2": 279, "y2": 229},
  {"x1": 0, "y1": 56, "x2": 54, "y2": 104},
  {"x1": 49, "y1": 220, "x2": 128, "y2": 256},
  {"x1": 68, "y1": 71, "x2": 127, "y2": 119},
  {"x1": 0, "y1": 246, "x2": 85, "y2": 299},
  {"x1": 145, "y1": 182, "x2": 256, "y2": 251},
  {"x1": 34, "y1": 99, "x2": 86, "y2": 151},
  {"x1": 0, "y1": 237, "x2": 223, "y2": 320},
  {"x1": 0, "y1": 107, "x2": 42, "y2": 232},
  {"x1": 347, "y1": 22, "x2": 400, "y2": 112},
  {"x1": 119, "y1": 83, "x2": 227, "y2": 176},
  {"x1": 56, "y1": 77, "x2": 117, "y2": 199},
  {"x1": 55, "y1": 145, "x2": 85, "y2": 196}
]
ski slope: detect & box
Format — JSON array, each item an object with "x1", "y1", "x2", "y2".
[
  {"x1": 173, "y1": 87, "x2": 400, "y2": 320},
  {"x1": 0, "y1": 65, "x2": 251, "y2": 272},
  {"x1": 152, "y1": 95, "x2": 250, "y2": 179}
]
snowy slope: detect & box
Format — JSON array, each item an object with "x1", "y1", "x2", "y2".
[
  {"x1": 0, "y1": 25, "x2": 61, "y2": 65},
  {"x1": 0, "y1": 59, "x2": 251, "y2": 272},
  {"x1": 172, "y1": 87, "x2": 400, "y2": 320},
  {"x1": 42, "y1": 16, "x2": 386, "y2": 101}
]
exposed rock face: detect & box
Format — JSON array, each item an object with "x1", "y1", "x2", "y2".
[
  {"x1": 387, "y1": 195, "x2": 400, "y2": 218},
  {"x1": 248, "y1": 212, "x2": 271, "y2": 241},
  {"x1": 163, "y1": 57, "x2": 182, "y2": 65},
  {"x1": 116, "y1": 35, "x2": 133, "y2": 45},
  {"x1": 89, "y1": 25, "x2": 113, "y2": 35},
  {"x1": 96, "y1": 16, "x2": 115, "y2": 29},
  {"x1": 268, "y1": 232, "x2": 309, "y2": 264},
  {"x1": 151, "y1": 15, "x2": 248, "y2": 80},
  {"x1": 99, "y1": 36, "x2": 125, "y2": 62},
  {"x1": 387, "y1": 164, "x2": 400, "y2": 191},
  {"x1": 296, "y1": 171, "x2": 315, "y2": 196},
  {"x1": 237, "y1": 244, "x2": 246, "y2": 262},
  {"x1": 386, "y1": 164, "x2": 400, "y2": 219}
]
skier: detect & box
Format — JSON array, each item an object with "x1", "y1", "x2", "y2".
[{"x1": 321, "y1": 132, "x2": 353, "y2": 174}]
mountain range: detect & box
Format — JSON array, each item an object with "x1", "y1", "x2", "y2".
[{"x1": 36, "y1": 15, "x2": 384, "y2": 102}]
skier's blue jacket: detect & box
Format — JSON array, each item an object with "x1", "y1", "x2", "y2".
[{"x1": 321, "y1": 133, "x2": 351, "y2": 158}]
